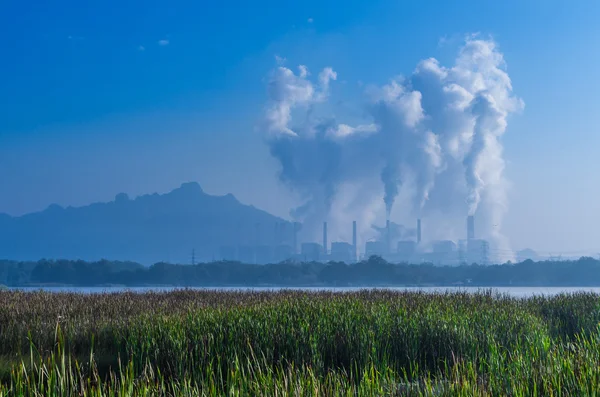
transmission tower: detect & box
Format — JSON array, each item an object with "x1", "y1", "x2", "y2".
[{"x1": 481, "y1": 241, "x2": 489, "y2": 265}]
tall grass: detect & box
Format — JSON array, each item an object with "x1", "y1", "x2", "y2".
[{"x1": 0, "y1": 289, "x2": 599, "y2": 395}]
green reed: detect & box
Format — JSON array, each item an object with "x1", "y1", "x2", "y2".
[{"x1": 0, "y1": 289, "x2": 599, "y2": 395}]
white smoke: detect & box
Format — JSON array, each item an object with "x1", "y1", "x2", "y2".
[{"x1": 262, "y1": 37, "x2": 523, "y2": 262}]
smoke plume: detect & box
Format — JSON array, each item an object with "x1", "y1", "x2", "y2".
[{"x1": 262, "y1": 37, "x2": 523, "y2": 260}]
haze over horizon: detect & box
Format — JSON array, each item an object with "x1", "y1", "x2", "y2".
[{"x1": 2, "y1": 0, "x2": 600, "y2": 257}]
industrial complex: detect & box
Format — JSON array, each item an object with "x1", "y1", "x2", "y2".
[{"x1": 219, "y1": 215, "x2": 490, "y2": 266}]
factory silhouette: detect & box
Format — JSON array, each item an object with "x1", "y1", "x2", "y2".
[
  {"x1": 219, "y1": 215, "x2": 489, "y2": 266},
  {"x1": 0, "y1": 182, "x2": 497, "y2": 265}
]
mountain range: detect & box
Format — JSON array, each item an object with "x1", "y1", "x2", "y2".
[{"x1": 0, "y1": 182, "x2": 292, "y2": 264}]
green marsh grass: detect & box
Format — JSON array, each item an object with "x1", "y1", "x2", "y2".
[{"x1": 0, "y1": 289, "x2": 599, "y2": 395}]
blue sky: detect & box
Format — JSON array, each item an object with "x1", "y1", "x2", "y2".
[{"x1": 2, "y1": 0, "x2": 600, "y2": 255}]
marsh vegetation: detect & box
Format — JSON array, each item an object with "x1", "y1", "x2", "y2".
[{"x1": 1, "y1": 289, "x2": 600, "y2": 395}]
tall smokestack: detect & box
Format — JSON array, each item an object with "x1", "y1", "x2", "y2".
[
  {"x1": 292, "y1": 222, "x2": 298, "y2": 255},
  {"x1": 386, "y1": 220, "x2": 391, "y2": 254},
  {"x1": 352, "y1": 221, "x2": 357, "y2": 262},
  {"x1": 467, "y1": 215, "x2": 475, "y2": 240},
  {"x1": 417, "y1": 218, "x2": 422, "y2": 244},
  {"x1": 323, "y1": 222, "x2": 328, "y2": 254}
]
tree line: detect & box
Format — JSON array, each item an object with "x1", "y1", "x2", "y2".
[{"x1": 0, "y1": 256, "x2": 600, "y2": 287}]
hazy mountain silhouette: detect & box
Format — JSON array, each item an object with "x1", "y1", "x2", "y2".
[{"x1": 0, "y1": 182, "x2": 292, "y2": 264}]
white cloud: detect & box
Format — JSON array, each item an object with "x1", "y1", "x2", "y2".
[
  {"x1": 158, "y1": 39, "x2": 170, "y2": 46},
  {"x1": 307, "y1": 18, "x2": 314, "y2": 23},
  {"x1": 315, "y1": 67, "x2": 337, "y2": 101},
  {"x1": 275, "y1": 55, "x2": 286, "y2": 65},
  {"x1": 264, "y1": 66, "x2": 316, "y2": 136},
  {"x1": 327, "y1": 124, "x2": 378, "y2": 139},
  {"x1": 319, "y1": 67, "x2": 337, "y2": 87},
  {"x1": 298, "y1": 65, "x2": 309, "y2": 78}
]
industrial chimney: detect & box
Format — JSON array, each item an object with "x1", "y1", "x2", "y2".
[
  {"x1": 323, "y1": 222, "x2": 328, "y2": 254},
  {"x1": 352, "y1": 220, "x2": 357, "y2": 262},
  {"x1": 417, "y1": 218, "x2": 422, "y2": 244},
  {"x1": 467, "y1": 215, "x2": 475, "y2": 240},
  {"x1": 386, "y1": 220, "x2": 391, "y2": 254},
  {"x1": 292, "y1": 222, "x2": 298, "y2": 255}
]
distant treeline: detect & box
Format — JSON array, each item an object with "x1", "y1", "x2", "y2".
[{"x1": 1, "y1": 256, "x2": 600, "y2": 287}]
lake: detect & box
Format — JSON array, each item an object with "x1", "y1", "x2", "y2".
[{"x1": 8, "y1": 286, "x2": 600, "y2": 297}]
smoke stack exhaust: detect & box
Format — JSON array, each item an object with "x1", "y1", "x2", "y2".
[
  {"x1": 417, "y1": 218, "x2": 422, "y2": 244},
  {"x1": 352, "y1": 221, "x2": 357, "y2": 262},
  {"x1": 467, "y1": 215, "x2": 475, "y2": 240},
  {"x1": 323, "y1": 221, "x2": 328, "y2": 254},
  {"x1": 386, "y1": 220, "x2": 391, "y2": 254}
]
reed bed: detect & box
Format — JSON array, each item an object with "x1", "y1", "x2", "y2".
[{"x1": 0, "y1": 289, "x2": 599, "y2": 395}]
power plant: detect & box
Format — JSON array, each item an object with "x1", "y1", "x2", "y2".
[
  {"x1": 218, "y1": 215, "x2": 491, "y2": 265},
  {"x1": 252, "y1": 37, "x2": 521, "y2": 268}
]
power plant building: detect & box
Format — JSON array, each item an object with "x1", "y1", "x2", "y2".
[
  {"x1": 466, "y1": 239, "x2": 489, "y2": 264},
  {"x1": 396, "y1": 240, "x2": 417, "y2": 260},
  {"x1": 301, "y1": 243, "x2": 323, "y2": 262},
  {"x1": 330, "y1": 242, "x2": 355, "y2": 263},
  {"x1": 217, "y1": 216, "x2": 495, "y2": 266},
  {"x1": 432, "y1": 240, "x2": 457, "y2": 254},
  {"x1": 365, "y1": 241, "x2": 386, "y2": 257}
]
